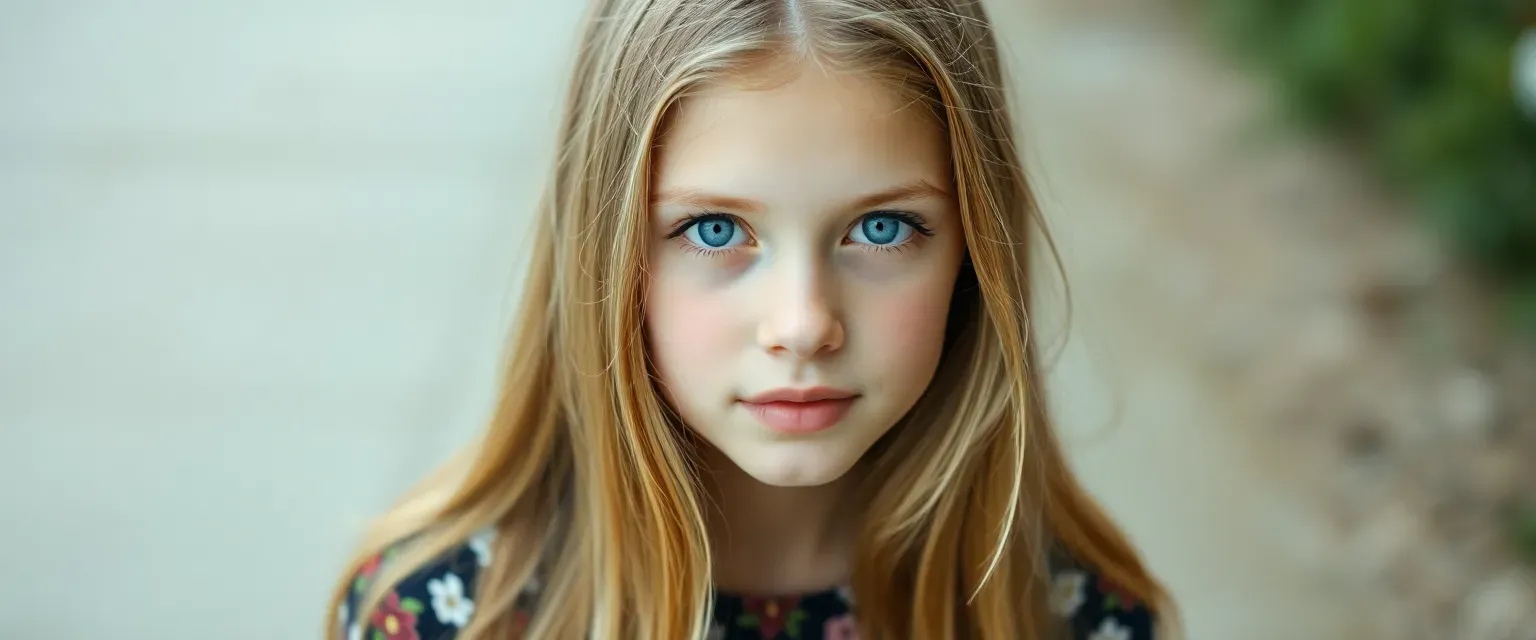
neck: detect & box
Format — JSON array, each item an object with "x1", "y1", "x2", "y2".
[{"x1": 698, "y1": 446, "x2": 861, "y2": 595}]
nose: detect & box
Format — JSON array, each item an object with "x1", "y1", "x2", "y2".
[{"x1": 756, "y1": 254, "x2": 844, "y2": 360}]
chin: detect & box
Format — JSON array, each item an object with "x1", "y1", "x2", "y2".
[{"x1": 728, "y1": 444, "x2": 861, "y2": 487}]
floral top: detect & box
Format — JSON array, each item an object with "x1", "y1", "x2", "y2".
[{"x1": 337, "y1": 530, "x2": 1156, "y2": 640}]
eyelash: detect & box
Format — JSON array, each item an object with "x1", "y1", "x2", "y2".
[{"x1": 665, "y1": 211, "x2": 935, "y2": 256}]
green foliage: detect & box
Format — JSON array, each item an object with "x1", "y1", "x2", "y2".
[
  {"x1": 1205, "y1": 0, "x2": 1536, "y2": 333},
  {"x1": 1512, "y1": 500, "x2": 1536, "y2": 565}
]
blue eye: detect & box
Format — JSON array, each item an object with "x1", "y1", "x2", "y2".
[
  {"x1": 849, "y1": 213, "x2": 916, "y2": 246},
  {"x1": 682, "y1": 215, "x2": 747, "y2": 249}
]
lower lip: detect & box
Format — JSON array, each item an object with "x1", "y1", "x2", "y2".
[{"x1": 741, "y1": 397, "x2": 858, "y2": 434}]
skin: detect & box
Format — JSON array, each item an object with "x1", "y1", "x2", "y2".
[{"x1": 645, "y1": 57, "x2": 966, "y2": 593}]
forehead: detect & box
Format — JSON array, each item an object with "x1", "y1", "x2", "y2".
[{"x1": 652, "y1": 60, "x2": 951, "y2": 210}]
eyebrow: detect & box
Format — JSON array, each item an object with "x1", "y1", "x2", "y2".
[{"x1": 651, "y1": 179, "x2": 950, "y2": 214}]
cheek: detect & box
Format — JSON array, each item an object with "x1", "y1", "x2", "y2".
[
  {"x1": 859, "y1": 272, "x2": 957, "y2": 375},
  {"x1": 645, "y1": 276, "x2": 740, "y2": 388}
]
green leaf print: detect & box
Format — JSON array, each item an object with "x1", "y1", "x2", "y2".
[
  {"x1": 353, "y1": 576, "x2": 368, "y2": 594},
  {"x1": 400, "y1": 597, "x2": 425, "y2": 615},
  {"x1": 735, "y1": 613, "x2": 760, "y2": 628},
  {"x1": 372, "y1": 631, "x2": 385, "y2": 640},
  {"x1": 786, "y1": 609, "x2": 807, "y2": 638}
]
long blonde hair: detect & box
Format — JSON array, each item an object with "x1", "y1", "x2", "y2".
[{"x1": 328, "y1": 0, "x2": 1171, "y2": 637}]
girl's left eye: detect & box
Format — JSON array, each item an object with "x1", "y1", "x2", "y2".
[{"x1": 848, "y1": 212, "x2": 926, "y2": 247}]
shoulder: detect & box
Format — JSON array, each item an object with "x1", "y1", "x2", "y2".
[
  {"x1": 338, "y1": 529, "x2": 501, "y2": 640},
  {"x1": 1048, "y1": 553, "x2": 1159, "y2": 640}
]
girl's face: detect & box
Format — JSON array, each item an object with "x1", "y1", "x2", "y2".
[{"x1": 645, "y1": 59, "x2": 965, "y2": 487}]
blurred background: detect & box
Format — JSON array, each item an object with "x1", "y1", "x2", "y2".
[{"x1": 1, "y1": 0, "x2": 1533, "y2": 638}]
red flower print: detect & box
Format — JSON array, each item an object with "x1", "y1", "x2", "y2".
[
  {"x1": 369, "y1": 591, "x2": 421, "y2": 640},
  {"x1": 352, "y1": 554, "x2": 386, "y2": 595},
  {"x1": 740, "y1": 596, "x2": 803, "y2": 638},
  {"x1": 508, "y1": 608, "x2": 531, "y2": 639},
  {"x1": 823, "y1": 613, "x2": 860, "y2": 640}
]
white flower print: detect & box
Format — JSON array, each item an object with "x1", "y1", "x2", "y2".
[
  {"x1": 1049, "y1": 570, "x2": 1087, "y2": 617},
  {"x1": 1088, "y1": 617, "x2": 1133, "y2": 640},
  {"x1": 521, "y1": 572, "x2": 543, "y2": 596},
  {"x1": 337, "y1": 602, "x2": 362, "y2": 640},
  {"x1": 468, "y1": 527, "x2": 495, "y2": 567},
  {"x1": 836, "y1": 585, "x2": 857, "y2": 608},
  {"x1": 427, "y1": 572, "x2": 476, "y2": 627}
]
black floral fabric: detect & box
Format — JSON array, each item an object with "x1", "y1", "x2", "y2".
[{"x1": 337, "y1": 530, "x2": 1156, "y2": 640}]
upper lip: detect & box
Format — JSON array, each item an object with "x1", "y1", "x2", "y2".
[{"x1": 740, "y1": 386, "x2": 859, "y2": 404}]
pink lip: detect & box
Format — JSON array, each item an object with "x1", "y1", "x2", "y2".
[
  {"x1": 739, "y1": 387, "x2": 860, "y2": 434},
  {"x1": 740, "y1": 386, "x2": 858, "y2": 404}
]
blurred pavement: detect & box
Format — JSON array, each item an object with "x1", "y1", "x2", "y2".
[{"x1": 0, "y1": 1, "x2": 1372, "y2": 637}]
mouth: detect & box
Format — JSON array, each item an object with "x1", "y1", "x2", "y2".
[{"x1": 738, "y1": 386, "x2": 860, "y2": 434}]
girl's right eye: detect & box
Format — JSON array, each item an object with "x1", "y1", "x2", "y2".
[{"x1": 673, "y1": 214, "x2": 749, "y2": 251}]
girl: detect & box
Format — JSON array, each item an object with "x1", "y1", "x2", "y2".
[{"x1": 330, "y1": 0, "x2": 1172, "y2": 638}]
